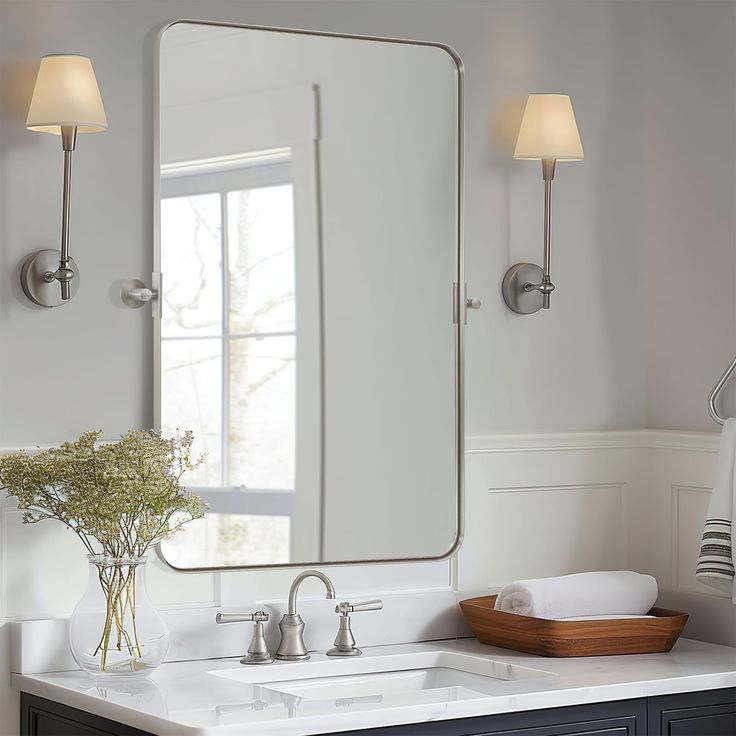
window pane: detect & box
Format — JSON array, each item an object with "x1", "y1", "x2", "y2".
[
  {"x1": 161, "y1": 194, "x2": 222, "y2": 337},
  {"x1": 229, "y1": 335, "x2": 295, "y2": 489},
  {"x1": 163, "y1": 513, "x2": 290, "y2": 567},
  {"x1": 161, "y1": 339, "x2": 222, "y2": 486},
  {"x1": 227, "y1": 185, "x2": 295, "y2": 335}
]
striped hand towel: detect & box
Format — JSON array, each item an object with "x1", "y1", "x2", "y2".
[{"x1": 696, "y1": 418, "x2": 736, "y2": 602}]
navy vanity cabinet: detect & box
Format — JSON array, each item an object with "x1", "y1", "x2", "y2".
[{"x1": 20, "y1": 688, "x2": 736, "y2": 736}]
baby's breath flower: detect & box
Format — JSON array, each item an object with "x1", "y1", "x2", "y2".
[{"x1": 0, "y1": 430, "x2": 206, "y2": 558}]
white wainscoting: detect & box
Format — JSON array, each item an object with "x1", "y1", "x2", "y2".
[
  {"x1": 2, "y1": 431, "x2": 732, "y2": 645},
  {"x1": 460, "y1": 432, "x2": 645, "y2": 591},
  {"x1": 460, "y1": 430, "x2": 733, "y2": 646}
]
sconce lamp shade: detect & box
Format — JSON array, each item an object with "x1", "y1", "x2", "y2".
[
  {"x1": 26, "y1": 55, "x2": 107, "y2": 134},
  {"x1": 514, "y1": 94, "x2": 583, "y2": 161}
]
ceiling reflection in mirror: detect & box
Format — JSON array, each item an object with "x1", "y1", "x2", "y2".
[{"x1": 156, "y1": 22, "x2": 462, "y2": 569}]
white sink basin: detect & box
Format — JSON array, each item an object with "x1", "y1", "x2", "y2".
[
  {"x1": 209, "y1": 651, "x2": 555, "y2": 705},
  {"x1": 274, "y1": 670, "x2": 449, "y2": 700}
]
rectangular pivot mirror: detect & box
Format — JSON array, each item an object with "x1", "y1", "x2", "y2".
[{"x1": 156, "y1": 21, "x2": 463, "y2": 570}]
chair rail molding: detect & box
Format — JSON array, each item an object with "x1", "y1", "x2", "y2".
[{"x1": 466, "y1": 430, "x2": 720, "y2": 454}]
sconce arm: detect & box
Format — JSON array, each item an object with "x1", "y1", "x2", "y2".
[
  {"x1": 56, "y1": 126, "x2": 78, "y2": 301},
  {"x1": 539, "y1": 158, "x2": 556, "y2": 310},
  {"x1": 19, "y1": 126, "x2": 82, "y2": 308}
]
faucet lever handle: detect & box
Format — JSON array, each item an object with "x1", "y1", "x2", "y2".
[
  {"x1": 336, "y1": 599, "x2": 383, "y2": 615},
  {"x1": 216, "y1": 610, "x2": 269, "y2": 624},
  {"x1": 328, "y1": 599, "x2": 382, "y2": 657},
  {"x1": 215, "y1": 611, "x2": 273, "y2": 665}
]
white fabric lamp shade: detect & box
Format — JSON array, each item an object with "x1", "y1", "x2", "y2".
[
  {"x1": 26, "y1": 55, "x2": 107, "y2": 134},
  {"x1": 514, "y1": 94, "x2": 583, "y2": 161}
]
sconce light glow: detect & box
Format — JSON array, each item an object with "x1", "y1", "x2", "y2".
[
  {"x1": 501, "y1": 93, "x2": 584, "y2": 315},
  {"x1": 514, "y1": 94, "x2": 583, "y2": 162},
  {"x1": 26, "y1": 54, "x2": 107, "y2": 134},
  {"x1": 21, "y1": 54, "x2": 106, "y2": 308}
]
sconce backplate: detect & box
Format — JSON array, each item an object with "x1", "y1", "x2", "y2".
[
  {"x1": 21, "y1": 249, "x2": 79, "y2": 307},
  {"x1": 502, "y1": 262, "x2": 544, "y2": 315}
]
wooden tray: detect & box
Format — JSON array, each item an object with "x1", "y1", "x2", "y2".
[{"x1": 459, "y1": 595, "x2": 688, "y2": 657}]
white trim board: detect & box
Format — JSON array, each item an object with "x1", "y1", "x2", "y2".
[
  {"x1": 466, "y1": 430, "x2": 720, "y2": 454},
  {"x1": 2, "y1": 429, "x2": 721, "y2": 457}
]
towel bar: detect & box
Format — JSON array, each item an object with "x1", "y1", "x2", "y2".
[{"x1": 709, "y1": 354, "x2": 736, "y2": 426}]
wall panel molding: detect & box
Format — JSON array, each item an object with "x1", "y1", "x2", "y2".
[
  {"x1": 669, "y1": 485, "x2": 728, "y2": 598},
  {"x1": 488, "y1": 481, "x2": 626, "y2": 493}
]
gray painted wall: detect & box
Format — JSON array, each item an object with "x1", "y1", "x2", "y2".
[
  {"x1": 641, "y1": 2, "x2": 736, "y2": 429},
  {"x1": 1, "y1": 1, "x2": 733, "y2": 445}
]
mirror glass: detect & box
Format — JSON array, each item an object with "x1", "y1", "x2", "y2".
[{"x1": 156, "y1": 21, "x2": 461, "y2": 569}]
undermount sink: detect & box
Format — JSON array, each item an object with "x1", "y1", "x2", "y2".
[{"x1": 209, "y1": 651, "x2": 556, "y2": 704}]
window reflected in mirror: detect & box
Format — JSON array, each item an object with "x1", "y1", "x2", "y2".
[{"x1": 160, "y1": 154, "x2": 297, "y2": 566}]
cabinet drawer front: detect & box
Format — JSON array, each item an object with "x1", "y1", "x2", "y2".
[
  {"x1": 28, "y1": 711, "x2": 113, "y2": 736},
  {"x1": 479, "y1": 720, "x2": 639, "y2": 736},
  {"x1": 666, "y1": 713, "x2": 736, "y2": 736},
  {"x1": 21, "y1": 693, "x2": 153, "y2": 736},
  {"x1": 331, "y1": 700, "x2": 646, "y2": 735},
  {"x1": 648, "y1": 688, "x2": 736, "y2": 736}
]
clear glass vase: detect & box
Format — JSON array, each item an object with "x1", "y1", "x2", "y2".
[{"x1": 69, "y1": 555, "x2": 169, "y2": 678}]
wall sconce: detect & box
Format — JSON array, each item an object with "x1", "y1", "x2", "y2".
[
  {"x1": 21, "y1": 55, "x2": 107, "y2": 307},
  {"x1": 502, "y1": 94, "x2": 584, "y2": 314}
]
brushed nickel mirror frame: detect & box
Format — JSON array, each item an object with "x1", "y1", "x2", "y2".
[{"x1": 152, "y1": 19, "x2": 466, "y2": 573}]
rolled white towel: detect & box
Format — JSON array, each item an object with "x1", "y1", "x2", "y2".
[{"x1": 494, "y1": 571, "x2": 658, "y2": 619}]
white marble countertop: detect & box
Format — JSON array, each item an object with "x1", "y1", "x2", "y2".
[{"x1": 13, "y1": 637, "x2": 736, "y2": 736}]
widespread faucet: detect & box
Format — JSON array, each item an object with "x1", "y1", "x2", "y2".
[{"x1": 275, "y1": 570, "x2": 336, "y2": 661}]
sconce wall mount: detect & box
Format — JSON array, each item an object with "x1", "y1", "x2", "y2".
[
  {"x1": 21, "y1": 249, "x2": 80, "y2": 307},
  {"x1": 502, "y1": 95, "x2": 583, "y2": 315}
]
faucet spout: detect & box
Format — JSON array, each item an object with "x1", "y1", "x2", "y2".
[
  {"x1": 287, "y1": 569, "x2": 336, "y2": 615},
  {"x1": 276, "y1": 569, "x2": 337, "y2": 661}
]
